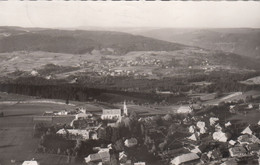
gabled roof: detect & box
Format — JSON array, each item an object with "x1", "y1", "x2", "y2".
[
  {"x1": 171, "y1": 153, "x2": 199, "y2": 165},
  {"x1": 89, "y1": 153, "x2": 102, "y2": 162},
  {"x1": 241, "y1": 126, "x2": 252, "y2": 135},
  {"x1": 85, "y1": 151, "x2": 110, "y2": 163},
  {"x1": 213, "y1": 131, "x2": 228, "y2": 142},
  {"x1": 229, "y1": 146, "x2": 247, "y2": 157},
  {"x1": 124, "y1": 138, "x2": 138, "y2": 147}
]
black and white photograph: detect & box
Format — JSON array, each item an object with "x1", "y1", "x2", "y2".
[{"x1": 0, "y1": 1, "x2": 260, "y2": 165}]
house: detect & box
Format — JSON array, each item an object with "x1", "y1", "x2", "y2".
[
  {"x1": 134, "y1": 162, "x2": 146, "y2": 165},
  {"x1": 78, "y1": 107, "x2": 87, "y2": 113},
  {"x1": 196, "y1": 121, "x2": 207, "y2": 134},
  {"x1": 177, "y1": 106, "x2": 193, "y2": 114},
  {"x1": 209, "y1": 117, "x2": 219, "y2": 126},
  {"x1": 70, "y1": 118, "x2": 97, "y2": 129},
  {"x1": 188, "y1": 125, "x2": 196, "y2": 133},
  {"x1": 220, "y1": 158, "x2": 237, "y2": 165},
  {"x1": 120, "y1": 160, "x2": 132, "y2": 165},
  {"x1": 225, "y1": 121, "x2": 232, "y2": 127},
  {"x1": 75, "y1": 113, "x2": 92, "y2": 120},
  {"x1": 229, "y1": 146, "x2": 247, "y2": 157},
  {"x1": 211, "y1": 148, "x2": 222, "y2": 160},
  {"x1": 56, "y1": 129, "x2": 92, "y2": 140},
  {"x1": 171, "y1": 153, "x2": 199, "y2": 165},
  {"x1": 237, "y1": 134, "x2": 260, "y2": 144},
  {"x1": 190, "y1": 146, "x2": 201, "y2": 154},
  {"x1": 229, "y1": 140, "x2": 237, "y2": 146},
  {"x1": 241, "y1": 126, "x2": 253, "y2": 135},
  {"x1": 22, "y1": 161, "x2": 39, "y2": 165},
  {"x1": 213, "y1": 131, "x2": 228, "y2": 142},
  {"x1": 188, "y1": 132, "x2": 200, "y2": 141},
  {"x1": 119, "y1": 151, "x2": 128, "y2": 163},
  {"x1": 101, "y1": 109, "x2": 121, "y2": 120},
  {"x1": 215, "y1": 123, "x2": 223, "y2": 132},
  {"x1": 54, "y1": 110, "x2": 68, "y2": 116},
  {"x1": 43, "y1": 111, "x2": 54, "y2": 116},
  {"x1": 85, "y1": 153, "x2": 102, "y2": 163},
  {"x1": 124, "y1": 138, "x2": 138, "y2": 147},
  {"x1": 85, "y1": 151, "x2": 110, "y2": 163},
  {"x1": 246, "y1": 143, "x2": 260, "y2": 154},
  {"x1": 248, "y1": 104, "x2": 253, "y2": 109}
]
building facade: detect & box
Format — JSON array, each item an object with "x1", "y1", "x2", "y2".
[{"x1": 101, "y1": 109, "x2": 121, "y2": 120}]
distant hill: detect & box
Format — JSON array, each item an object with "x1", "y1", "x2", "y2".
[
  {"x1": 133, "y1": 28, "x2": 260, "y2": 59},
  {"x1": 0, "y1": 26, "x2": 260, "y2": 81},
  {"x1": 0, "y1": 27, "x2": 186, "y2": 55}
]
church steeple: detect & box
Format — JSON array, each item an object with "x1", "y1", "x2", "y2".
[{"x1": 123, "y1": 101, "x2": 128, "y2": 116}]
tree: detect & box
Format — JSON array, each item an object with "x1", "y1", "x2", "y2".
[
  {"x1": 111, "y1": 127, "x2": 120, "y2": 143},
  {"x1": 113, "y1": 139, "x2": 124, "y2": 152},
  {"x1": 66, "y1": 98, "x2": 69, "y2": 105},
  {"x1": 129, "y1": 111, "x2": 138, "y2": 121}
]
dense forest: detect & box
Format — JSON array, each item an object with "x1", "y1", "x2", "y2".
[{"x1": 0, "y1": 71, "x2": 260, "y2": 104}]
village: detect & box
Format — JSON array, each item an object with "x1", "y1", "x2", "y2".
[
  {"x1": 17, "y1": 95, "x2": 260, "y2": 165},
  {"x1": 65, "y1": 51, "x2": 225, "y2": 81}
]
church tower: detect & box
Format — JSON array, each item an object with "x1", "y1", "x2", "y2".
[{"x1": 123, "y1": 101, "x2": 128, "y2": 116}]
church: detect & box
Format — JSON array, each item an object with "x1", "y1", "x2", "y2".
[{"x1": 101, "y1": 101, "x2": 128, "y2": 120}]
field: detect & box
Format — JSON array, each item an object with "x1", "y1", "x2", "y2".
[
  {"x1": 1, "y1": 91, "x2": 175, "y2": 164},
  {"x1": 203, "y1": 90, "x2": 260, "y2": 105},
  {"x1": 0, "y1": 102, "x2": 81, "y2": 165},
  {"x1": 241, "y1": 76, "x2": 260, "y2": 85}
]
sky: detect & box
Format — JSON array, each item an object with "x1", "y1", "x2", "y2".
[{"x1": 0, "y1": 1, "x2": 260, "y2": 29}]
